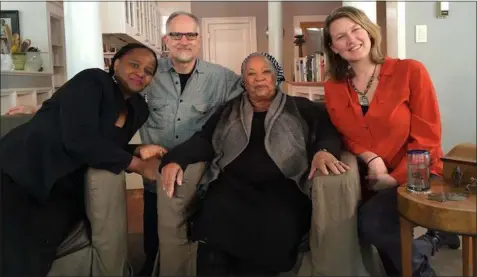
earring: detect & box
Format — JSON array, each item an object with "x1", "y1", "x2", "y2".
[{"x1": 112, "y1": 75, "x2": 118, "y2": 84}]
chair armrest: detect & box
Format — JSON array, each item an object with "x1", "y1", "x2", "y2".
[
  {"x1": 311, "y1": 150, "x2": 360, "y2": 194},
  {"x1": 182, "y1": 162, "x2": 207, "y2": 190},
  {"x1": 308, "y1": 151, "x2": 369, "y2": 276},
  {"x1": 157, "y1": 161, "x2": 207, "y2": 231},
  {"x1": 0, "y1": 114, "x2": 35, "y2": 137},
  {"x1": 55, "y1": 220, "x2": 90, "y2": 259}
]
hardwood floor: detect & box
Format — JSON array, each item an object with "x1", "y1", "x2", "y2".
[
  {"x1": 126, "y1": 189, "x2": 147, "y2": 273},
  {"x1": 127, "y1": 189, "x2": 144, "y2": 234}
]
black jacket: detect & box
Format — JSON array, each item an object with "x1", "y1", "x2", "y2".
[{"x1": 0, "y1": 68, "x2": 149, "y2": 201}]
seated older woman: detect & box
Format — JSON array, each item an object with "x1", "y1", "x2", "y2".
[{"x1": 158, "y1": 52, "x2": 349, "y2": 276}]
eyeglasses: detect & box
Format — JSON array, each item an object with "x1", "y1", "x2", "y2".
[{"x1": 168, "y1": 32, "x2": 199, "y2": 41}]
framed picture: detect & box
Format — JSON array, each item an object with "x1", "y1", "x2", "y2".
[{"x1": 1, "y1": 10, "x2": 20, "y2": 37}]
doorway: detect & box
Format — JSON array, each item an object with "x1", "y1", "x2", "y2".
[{"x1": 201, "y1": 16, "x2": 257, "y2": 74}]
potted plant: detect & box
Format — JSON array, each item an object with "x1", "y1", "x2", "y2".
[{"x1": 24, "y1": 46, "x2": 43, "y2": 72}]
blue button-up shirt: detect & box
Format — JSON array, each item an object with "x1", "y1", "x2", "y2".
[{"x1": 139, "y1": 58, "x2": 243, "y2": 192}]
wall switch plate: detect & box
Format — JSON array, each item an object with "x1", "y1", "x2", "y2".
[{"x1": 415, "y1": 25, "x2": 427, "y2": 43}]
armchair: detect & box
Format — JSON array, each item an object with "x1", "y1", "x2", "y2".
[
  {"x1": 153, "y1": 151, "x2": 386, "y2": 276},
  {"x1": 1, "y1": 114, "x2": 132, "y2": 276}
]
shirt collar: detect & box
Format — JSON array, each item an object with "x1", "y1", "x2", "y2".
[{"x1": 380, "y1": 56, "x2": 397, "y2": 76}]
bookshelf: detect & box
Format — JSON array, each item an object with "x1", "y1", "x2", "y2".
[
  {"x1": 48, "y1": 6, "x2": 67, "y2": 92},
  {"x1": 0, "y1": 85, "x2": 53, "y2": 114},
  {"x1": 287, "y1": 81, "x2": 324, "y2": 102},
  {"x1": 102, "y1": 42, "x2": 119, "y2": 72},
  {"x1": 290, "y1": 20, "x2": 326, "y2": 102},
  {"x1": 1, "y1": 2, "x2": 65, "y2": 114}
]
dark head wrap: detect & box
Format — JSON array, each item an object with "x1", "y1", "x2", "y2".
[{"x1": 240, "y1": 52, "x2": 285, "y2": 87}]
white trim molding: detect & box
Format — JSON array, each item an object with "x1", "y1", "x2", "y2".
[{"x1": 386, "y1": 1, "x2": 406, "y2": 59}]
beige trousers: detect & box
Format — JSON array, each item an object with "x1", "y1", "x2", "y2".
[
  {"x1": 155, "y1": 153, "x2": 378, "y2": 276},
  {"x1": 156, "y1": 162, "x2": 206, "y2": 276},
  {"x1": 48, "y1": 168, "x2": 131, "y2": 276}
]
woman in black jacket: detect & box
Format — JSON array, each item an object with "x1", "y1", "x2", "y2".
[{"x1": 0, "y1": 43, "x2": 159, "y2": 276}]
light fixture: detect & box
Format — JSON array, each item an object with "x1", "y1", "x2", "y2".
[
  {"x1": 293, "y1": 28, "x2": 305, "y2": 57},
  {"x1": 265, "y1": 27, "x2": 285, "y2": 38},
  {"x1": 436, "y1": 1, "x2": 449, "y2": 18}
]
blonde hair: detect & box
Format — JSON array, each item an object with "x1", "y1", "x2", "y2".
[{"x1": 323, "y1": 6, "x2": 385, "y2": 81}]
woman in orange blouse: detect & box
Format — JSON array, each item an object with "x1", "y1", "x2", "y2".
[{"x1": 322, "y1": 6, "x2": 460, "y2": 277}]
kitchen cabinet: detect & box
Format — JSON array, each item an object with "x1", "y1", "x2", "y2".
[{"x1": 100, "y1": 1, "x2": 163, "y2": 53}]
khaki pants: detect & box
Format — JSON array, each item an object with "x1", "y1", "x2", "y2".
[
  {"x1": 155, "y1": 153, "x2": 379, "y2": 276},
  {"x1": 156, "y1": 163, "x2": 206, "y2": 276},
  {"x1": 48, "y1": 168, "x2": 131, "y2": 276}
]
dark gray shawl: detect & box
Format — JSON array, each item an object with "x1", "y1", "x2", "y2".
[{"x1": 199, "y1": 90, "x2": 312, "y2": 194}]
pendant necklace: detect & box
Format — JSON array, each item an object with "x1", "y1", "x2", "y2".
[{"x1": 348, "y1": 64, "x2": 377, "y2": 106}]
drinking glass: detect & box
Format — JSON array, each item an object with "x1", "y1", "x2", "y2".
[{"x1": 407, "y1": 150, "x2": 431, "y2": 193}]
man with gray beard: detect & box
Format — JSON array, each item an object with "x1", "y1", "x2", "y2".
[{"x1": 137, "y1": 11, "x2": 243, "y2": 275}]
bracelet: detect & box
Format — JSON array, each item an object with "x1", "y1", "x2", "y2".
[{"x1": 366, "y1": 156, "x2": 380, "y2": 166}]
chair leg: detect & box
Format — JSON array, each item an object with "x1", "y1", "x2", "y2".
[
  {"x1": 462, "y1": 236, "x2": 475, "y2": 277},
  {"x1": 474, "y1": 237, "x2": 477, "y2": 277}
]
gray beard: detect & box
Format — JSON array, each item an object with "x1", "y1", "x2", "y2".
[
  {"x1": 175, "y1": 56, "x2": 194, "y2": 63},
  {"x1": 173, "y1": 51, "x2": 195, "y2": 63}
]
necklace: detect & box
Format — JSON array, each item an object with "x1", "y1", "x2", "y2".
[{"x1": 348, "y1": 65, "x2": 377, "y2": 106}]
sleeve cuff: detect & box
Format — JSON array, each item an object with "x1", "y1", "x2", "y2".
[
  {"x1": 315, "y1": 142, "x2": 341, "y2": 160},
  {"x1": 390, "y1": 171, "x2": 407, "y2": 186},
  {"x1": 159, "y1": 154, "x2": 189, "y2": 173},
  {"x1": 109, "y1": 152, "x2": 134, "y2": 174},
  {"x1": 125, "y1": 144, "x2": 141, "y2": 155}
]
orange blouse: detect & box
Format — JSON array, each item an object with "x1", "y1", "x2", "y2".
[{"x1": 324, "y1": 57, "x2": 443, "y2": 185}]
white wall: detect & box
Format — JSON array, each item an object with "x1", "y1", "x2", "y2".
[
  {"x1": 2, "y1": 2, "x2": 49, "y2": 54},
  {"x1": 405, "y1": 2, "x2": 476, "y2": 153},
  {"x1": 156, "y1": 1, "x2": 192, "y2": 42},
  {"x1": 342, "y1": 1, "x2": 377, "y2": 23},
  {"x1": 156, "y1": 1, "x2": 191, "y2": 16}
]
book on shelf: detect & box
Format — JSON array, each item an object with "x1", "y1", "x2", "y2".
[{"x1": 293, "y1": 52, "x2": 327, "y2": 83}]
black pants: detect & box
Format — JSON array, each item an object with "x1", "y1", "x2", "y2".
[
  {"x1": 197, "y1": 241, "x2": 279, "y2": 277},
  {"x1": 1, "y1": 171, "x2": 83, "y2": 276},
  {"x1": 143, "y1": 188, "x2": 159, "y2": 263},
  {"x1": 358, "y1": 187, "x2": 434, "y2": 277}
]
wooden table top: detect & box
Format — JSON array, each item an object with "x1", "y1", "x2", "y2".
[{"x1": 397, "y1": 181, "x2": 476, "y2": 236}]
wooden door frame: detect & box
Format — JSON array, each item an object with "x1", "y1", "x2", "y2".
[
  {"x1": 201, "y1": 16, "x2": 258, "y2": 62},
  {"x1": 292, "y1": 15, "x2": 328, "y2": 60}
]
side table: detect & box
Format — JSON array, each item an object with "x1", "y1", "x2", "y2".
[{"x1": 397, "y1": 181, "x2": 476, "y2": 276}]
